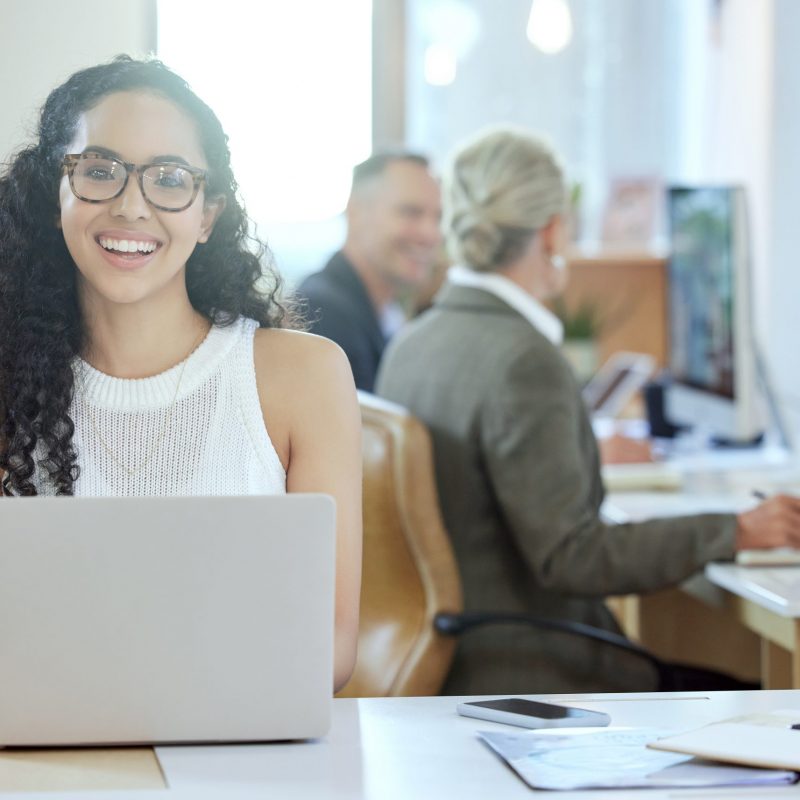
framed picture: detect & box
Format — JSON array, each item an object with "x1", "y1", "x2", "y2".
[{"x1": 601, "y1": 177, "x2": 663, "y2": 247}]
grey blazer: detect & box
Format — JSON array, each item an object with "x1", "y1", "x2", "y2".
[{"x1": 376, "y1": 282, "x2": 736, "y2": 694}]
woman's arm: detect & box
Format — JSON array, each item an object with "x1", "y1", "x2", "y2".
[
  {"x1": 254, "y1": 329, "x2": 362, "y2": 692},
  {"x1": 481, "y1": 345, "x2": 737, "y2": 596}
]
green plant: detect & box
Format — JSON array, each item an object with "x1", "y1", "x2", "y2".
[
  {"x1": 570, "y1": 181, "x2": 582, "y2": 211},
  {"x1": 551, "y1": 295, "x2": 604, "y2": 340},
  {"x1": 567, "y1": 182, "x2": 583, "y2": 242}
]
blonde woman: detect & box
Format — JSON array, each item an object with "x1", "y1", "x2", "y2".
[{"x1": 377, "y1": 127, "x2": 800, "y2": 694}]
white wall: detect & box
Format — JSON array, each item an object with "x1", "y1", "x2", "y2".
[
  {"x1": 689, "y1": 0, "x2": 773, "y2": 342},
  {"x1": 767, "y1": 0, "x2": 800, "y2": 436},
  {"x1": 694, "y1": 0, "x2": 800, "y2": 438},
  {"x1": 0, "y1": 0, "x2": 153, "y2": 162},
  {"x1": 405, "y1": 0, "x2": 698, "y2": 243}
]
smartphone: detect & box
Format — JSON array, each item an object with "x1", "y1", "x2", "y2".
[{"x1": 456, "y1": 698, "x2": 611, "y2": 729}]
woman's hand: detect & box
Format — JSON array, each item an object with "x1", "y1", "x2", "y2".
[
  {"x1": 736, "y1": 494, "x2": 800, "y2": 550},
  {"x1": 598, "y1": 433, "x2": 654, "y2": 465}
]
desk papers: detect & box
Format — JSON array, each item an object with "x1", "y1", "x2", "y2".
[
  {"x1": 648, "y1": 709, "x2": 800, "y2": 771},
  {"x1": 479, "y1": 728, "x2": 796, "y2": 791}
]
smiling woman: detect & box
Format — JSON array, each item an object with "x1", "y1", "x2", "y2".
[
  {"x1": 57, "y1": 90, "x2": 222, "y2": 316},
  {"x1": 0, "y1": 56, "x2": 362, "y2": 692}
]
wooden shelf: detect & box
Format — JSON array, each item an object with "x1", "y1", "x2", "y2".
[{"x1": 562, "y1": 251, "x2": 668, "y2": 367}]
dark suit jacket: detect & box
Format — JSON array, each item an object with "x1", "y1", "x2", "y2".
[
  {"x1": 297, "y1": 252, "x2": 385, "y2": 391},
  {"x1": 376, "y1": 282, "x2": 737, "y2": 694}
]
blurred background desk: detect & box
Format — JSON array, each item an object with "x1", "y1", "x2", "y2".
[
  {"x1": 604, "y1": 450, "x2": 800, "y2": 688},
  {"x1": 705, "y1": 563, "x2": 800, "y2": 688}
]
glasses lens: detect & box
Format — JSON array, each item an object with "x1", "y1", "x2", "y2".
[
  {"x1": 72, "y1": 155, "x2": 126, "y2": 201},
  {"x1": 142, "y1": 164, "x2": 196, "y2": 210}
]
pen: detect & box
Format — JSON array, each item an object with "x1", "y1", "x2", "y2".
[{"x1": 752, "y1": 490, "x2": 768, "y2": 501}]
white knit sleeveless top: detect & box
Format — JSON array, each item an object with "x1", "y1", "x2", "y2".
[{"x1": 34, "y1": 317, "x2": 286, "y2": 497}]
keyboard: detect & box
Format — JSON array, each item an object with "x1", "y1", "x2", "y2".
[
  {"x1": 601, "y1": 462, "x2": 684, "y2": 492},
  {"x1": 735, "y1": 548, "x2": 800, "y2": 567}
]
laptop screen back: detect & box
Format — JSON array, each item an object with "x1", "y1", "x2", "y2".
[{"x1": 0, "y1": 494, "x2": 335, "y2": 746}]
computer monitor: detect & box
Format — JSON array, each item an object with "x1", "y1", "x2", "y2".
[{"x1": 664, "y1": 186, "x2": 764, "y2": 444}]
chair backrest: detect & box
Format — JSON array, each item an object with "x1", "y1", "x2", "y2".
[{"x1": 337, "y1": 392, "x2": 463, "y2": 697}]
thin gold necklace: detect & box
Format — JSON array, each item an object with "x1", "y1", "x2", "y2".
[{"x1": 81, "y1": 326, "x2": 209, "y2": 478}]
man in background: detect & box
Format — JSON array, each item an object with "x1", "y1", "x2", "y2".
[{"x1": 297, "y1": 152, "x2": 442, "y2": 391}]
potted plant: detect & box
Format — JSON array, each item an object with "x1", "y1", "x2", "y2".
[{"x1": 551, "y1": 295, "x2": 604, "y2": 384}]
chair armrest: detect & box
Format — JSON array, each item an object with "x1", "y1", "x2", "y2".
[
  {"x1": 433, "y1": 611, "x2": 759, "y2": 692},
  {"x1": 433, "y1": 610, "x2": 668, "y2": 680}
]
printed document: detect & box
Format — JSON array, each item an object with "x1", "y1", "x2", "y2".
[{"x1": 479, "y1": 728, "x2": 797, "y2": 791}]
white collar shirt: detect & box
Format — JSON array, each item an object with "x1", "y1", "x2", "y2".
[{"x1": 447, "y1": 264, "x2": 564, "y2": 345}]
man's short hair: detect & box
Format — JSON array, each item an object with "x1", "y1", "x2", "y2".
[{"x1": 351, "y1": 151, "x2": 431, "y2": 194}]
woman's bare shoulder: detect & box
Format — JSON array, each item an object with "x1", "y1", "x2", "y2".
[
  {"x1": 253, "y1": 328, "x2": 354, "y2": 393},
  {"x1": 254, "y1": 326, "x2": 343, "y2": 356}
]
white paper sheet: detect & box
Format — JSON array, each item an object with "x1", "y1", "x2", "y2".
[
  {"x1": 479, "y1": 727, "x2": 797, "y2": 791},
  {"x1": 649, "y1": 709, "x2": 800, "y2": 770}
]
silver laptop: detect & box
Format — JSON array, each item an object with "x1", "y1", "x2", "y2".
[{"x1": 0, "y1": 494, "x2": 336, "y2": 746}]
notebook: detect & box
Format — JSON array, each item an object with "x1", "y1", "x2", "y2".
[
  {"x1": 648, "y1": 710, "x2": 800, "y2": 771},
  {"x1": 735, "y1": 547, "x2": 800, "y2": 566},
  {"x1": 601, "y1": 462, "x2": 684, "y2": 492},
  {"x1": 0, "y1": 494, "x2": 336, "y2": 746}
]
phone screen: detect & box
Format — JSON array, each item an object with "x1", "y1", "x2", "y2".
[{"x1": 468, "y1": 699, "x2": 590, "y2": 719}]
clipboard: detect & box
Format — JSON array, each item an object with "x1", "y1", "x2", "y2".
[{"x1": 648, "y1": 709, "x2": 800, "y2": 771}]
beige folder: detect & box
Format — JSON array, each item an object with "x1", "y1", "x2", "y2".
[
  {"x1": 0, "y1": 749, "x2": 166, "y2": 792},
  {"x1": 648, "y1": 710, "x2": 800, "y2": 771}
]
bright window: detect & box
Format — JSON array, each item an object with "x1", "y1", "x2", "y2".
[{"x1": 158, "y1": 0, "x2": 372, "y2": 277}]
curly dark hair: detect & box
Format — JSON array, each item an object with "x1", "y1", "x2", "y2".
[{"x1": 0, "y1": 55, "x2": 290, "y2": 496}]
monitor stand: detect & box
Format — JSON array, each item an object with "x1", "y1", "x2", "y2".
[
  {"x1": 709, "y1": 432, "x2": 765, "y2": 449},
  {"x1": 644, "y1": 381, "x2": 690, "y2": 439}
]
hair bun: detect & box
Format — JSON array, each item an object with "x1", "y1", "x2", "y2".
[
  {"x1": 448, "y1": 211, "x2": 503, "y2": 272},
  {"x1": 443, "y1": 126, "x2": 566, "y2": 273}
]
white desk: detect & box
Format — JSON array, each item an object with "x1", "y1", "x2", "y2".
[
  {"x1": 705, "y1": 563, "x2": 800, "y2": 687},
  {"x1": 707, "y1": 564, "x2": 800, "y2": 617},
  {"x1": 9, "y1": 692, "x2": 797, "y2": 799},
  {"x1": 604, "y1": 448, "x2": 800, "y2": 688},
  {"x1": 603, "y1": 443, "x2": 800, "y2": 502}
]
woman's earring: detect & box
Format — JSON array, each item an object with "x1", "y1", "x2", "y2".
[{"x1": 550, "y1": 254, "x2": 566, "y2": 272}]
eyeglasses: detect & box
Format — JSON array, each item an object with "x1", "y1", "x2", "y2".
[{"x1": 62, "y1": 153, "x2": 208, "y2": 212}]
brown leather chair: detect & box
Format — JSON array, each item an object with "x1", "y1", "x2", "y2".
[{"x1": 336, "y1": 392, "x2": 463, "y2": 697}]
